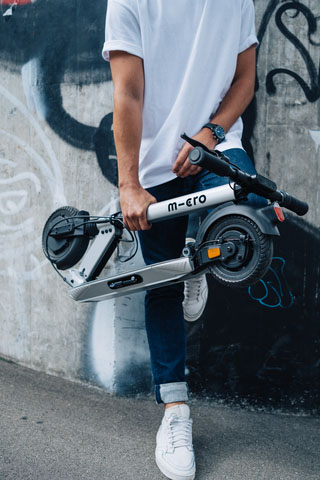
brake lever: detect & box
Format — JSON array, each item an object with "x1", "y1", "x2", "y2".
[
  {"x1": 180, "y1": 132, "x2": 214, "y2": 153},
  {"x1": 181, "y1": 133, "x2": 231, "y2": 163}
]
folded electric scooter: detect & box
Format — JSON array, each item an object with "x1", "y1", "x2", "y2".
[{"x1": 42, "y1": 134, "x2": 309, "y2": 302}]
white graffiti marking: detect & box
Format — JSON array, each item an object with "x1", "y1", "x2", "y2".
[
  {"x1": 0, "y1": 190, "x2": 28, "y2": 215},
  {"x1": 91, "y1": 300, "x2": 116, "y2": 390},
  {"x1": 0, "y1": 81, "x2": 66, "y2": 281},
  {"x1": 0, "y1": 218, "x2": 34, "y2": 238},
  {"x1": 0, "y1": 83, "x2": 66, "y2": 206},
  {"x1": 0, "y1": 158, "x2": 16, "y2": 167},
  {"x1": 309, "y1": 129, "x2": 320, "y2": 152},
  {"x1": 21, "y1": 58, "x2": 47, "y2": 121},
  {"x1": 0, "y1": 129, "x2": 58, "y2": 200}
]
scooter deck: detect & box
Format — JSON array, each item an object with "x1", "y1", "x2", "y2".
[{"x1": 68, "y1": 257, "x2": 194, "y2": 302}]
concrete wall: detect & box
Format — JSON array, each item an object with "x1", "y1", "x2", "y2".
[
  {"x1": 0, "y1": 0, "x2": 151, "y2": 394},
  {"x1": 0, "y1": 0, "x2": 319, "y2": 411}
]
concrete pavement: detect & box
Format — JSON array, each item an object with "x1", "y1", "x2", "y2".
[{"x1": 0, "y1": 358, "x2": 319, "y2": 480}]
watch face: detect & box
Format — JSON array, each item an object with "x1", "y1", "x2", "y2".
[{"x1": 214, "y1": 126, "x2": 225, "y2": 141}]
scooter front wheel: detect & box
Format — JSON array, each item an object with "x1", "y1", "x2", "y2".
[
  {"x1": 42, "y1": 206, "x2": 90, "y2": 270},
  {"x1": 205, "y1": 214, "x2": 273, "y2": 288}
]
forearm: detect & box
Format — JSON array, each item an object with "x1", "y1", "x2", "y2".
[
  {"x1": 113, "y1": 91, "x2": 156, "y2": 231},
  {"x1": 211, "y1": 76, "x2": 254, "y2": 133},
  {"x1": 113, "y1": 92, "x2": 143, "y2": 188},
  {"x1": 210, "y1": 46, "x2": 256, "y2": 133},
  {"x1": 109, "y1": 52, "x2": 155, "y2": 231}
]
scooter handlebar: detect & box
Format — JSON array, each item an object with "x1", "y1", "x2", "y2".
[{"x1": 189, "y1": 146, "x2": 309, "y2": 216}]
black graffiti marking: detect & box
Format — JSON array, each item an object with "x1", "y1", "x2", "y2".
[
  {"x1": 256, "y1": 0, "x2": 282, "y2": 60},
  {"x1": 242, "y1": 0, "x2": 283, "y2": 158},
  {"x1": 266, "y1": 2, "x2": 320, "y2": 102},
  {"x1": 255, "y1": 0, "x2": 320, "y2": 102},
  {"x1": 94, "y1": 113, "x2": 118, "y2": 186},
  {"x1": 0, "y1": 0, "x2": 118, "y2": 186},
  {"x1": 244, "y1": 0, "x2": 320, "y2": 158}
]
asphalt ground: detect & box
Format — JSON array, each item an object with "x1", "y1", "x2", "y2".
[{"x1": 0, "y1": 358, "x2": 319, "y2": 480}]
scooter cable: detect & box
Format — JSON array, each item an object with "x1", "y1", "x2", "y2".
[{"x1": 114, "y1": 217, "x2": 139, "y2": 263}]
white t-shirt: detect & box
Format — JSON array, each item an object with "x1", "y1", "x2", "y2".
[{"x1": 103, "y1": 0, "x2": 258, "y2": 189}]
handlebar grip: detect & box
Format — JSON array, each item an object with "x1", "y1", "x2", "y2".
[
  {"x1": 189, "y1": 147, "x2": 233, "y2": 177},
  {"x1": 279, "y1": 191, "x2": 309, "y2": 216}
]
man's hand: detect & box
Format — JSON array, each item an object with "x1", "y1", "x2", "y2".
[
  {"x1": 172, "y1": 128, "x2": 218, "y2": 178},
  {"x1": 120, "y1": 184, "x2": 157, "y2": 231}
]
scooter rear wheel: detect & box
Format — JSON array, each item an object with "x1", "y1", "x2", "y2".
[{"x1": 205, "y1": 214, "x2": 273, "y2": 288}]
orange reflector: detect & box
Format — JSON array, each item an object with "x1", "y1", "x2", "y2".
[
  {"x1": 208, "y1": 247, "x2": 221, "y2": 259},
  {"x1": 274, "y1": 204, "x2": 285, "y2": 222}
]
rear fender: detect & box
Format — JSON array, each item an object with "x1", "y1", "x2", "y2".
[{"x1": 196, "y1": 203, "x2": 280, "y2": 245}]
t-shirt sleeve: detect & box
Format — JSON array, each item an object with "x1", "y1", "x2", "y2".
[
  {"x1": 102, "y1": 0, "x2": 143, "y2": 62},
  {"x1": 239, "y1": 0, "x2": 259, "y2": 54}
]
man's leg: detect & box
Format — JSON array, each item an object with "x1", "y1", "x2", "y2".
[
  {"x1": 138, "y1": 177, "x2": 196, "y2": 480},
  {"x1": 140, "y1": 149, "x2": 263, "y2": 386},
  {"x1": 138, "y1": 177, "x2": 190, "y2": 404},
  {"x1": 183, "y1": 212, "x2": 209, "y2": 322}
]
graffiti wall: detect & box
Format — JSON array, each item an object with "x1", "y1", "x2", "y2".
[
  {"x1": 0, "y1": 0, "x2": 319, "y2": 411},
  {"x1": 0, "y1": 0, "x2": 151, "y2": 392}
]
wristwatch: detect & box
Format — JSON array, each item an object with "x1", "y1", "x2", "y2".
[{"x1": 202, "y1": 123, "x2": 226, "y2": 144}]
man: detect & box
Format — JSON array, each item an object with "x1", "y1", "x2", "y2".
[{"x1": 103, "y1": 1, "x2": 259, "y2": 479}]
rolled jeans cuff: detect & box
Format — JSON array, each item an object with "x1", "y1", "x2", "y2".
[{"x1": 156, "y1": 382, "x2": 189, "y2": 404}]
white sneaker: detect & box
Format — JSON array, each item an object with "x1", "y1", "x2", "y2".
[
  {"x1": 155, "y1": 404, "x2": 196, "y2": 480},
  {"x1": 183, "y1": 274, "x2": 208, "y2": 322}
]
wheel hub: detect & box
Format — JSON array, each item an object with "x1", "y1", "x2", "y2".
[{"x1": 217, "y1": 229, "x2": 252, "y2": 269}]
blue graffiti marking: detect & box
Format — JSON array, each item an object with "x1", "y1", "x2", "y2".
[{"x1": 248, "y1": 257, "x2": 294, "y2": 308}]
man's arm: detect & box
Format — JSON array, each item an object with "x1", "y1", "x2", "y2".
[
  {"x1": 173, "y1": 45, "x2": 256, "y2": 178},
  {"x1": 209, "y1": 44, "x2": 256, "y2": 132},
  {"x1": 110, "y1": 51, "x2": 156, "y2": 231}
]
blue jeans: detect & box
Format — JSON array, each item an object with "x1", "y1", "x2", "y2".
[{"x1": 138, "y1": 148, "x2": 265, "y2": 403}]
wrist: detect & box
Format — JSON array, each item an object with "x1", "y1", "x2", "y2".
[
  {"x1": 119, "y1": 179, "x2": 141, "y2": 190},
  {"x1": 200, "y1": 127, "x2": 218, "y2": 150}
]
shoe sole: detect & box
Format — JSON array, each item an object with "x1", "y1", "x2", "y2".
[
  {"x1": 183, "y1": 285, "x2": 208, "y2": 322},
  {"x1": 155, "y1": 451, "x2": 196, "y2": 480}
]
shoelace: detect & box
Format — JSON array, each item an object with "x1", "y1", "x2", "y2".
[
  {"x1": 184, "y1": 277, "x2": 203, "y2": 302},
  {"x1": 167, "y1": 416, "x2": 192, "y2": 449}
]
